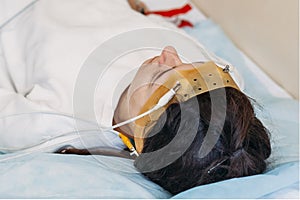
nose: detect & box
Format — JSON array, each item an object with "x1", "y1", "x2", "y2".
[{"x1": 158, "y1": 46, "x2": 182, "y2": 66}]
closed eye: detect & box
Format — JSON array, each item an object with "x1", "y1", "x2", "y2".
[{"x1": 150, "y1": 66, "x2": 176, "y2": 86}]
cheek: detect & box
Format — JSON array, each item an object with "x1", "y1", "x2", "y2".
[
  {"x1": 127, "y1": 84, "x2": 160, "y2": 117},
  {"x1": 132, "y1": 64, "x2": 153, "y2": 84},
  {"x1": 127, "y1": 86, "x2": 147, "y2": 117}
]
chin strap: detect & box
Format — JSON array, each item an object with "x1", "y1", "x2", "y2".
[{"x1": 119, "y1": 133, "x2": 139, "y2": 157}]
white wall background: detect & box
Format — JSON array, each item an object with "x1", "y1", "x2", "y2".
[{"x1": 192, "y1": 0, "x2": 299, "y2": 99}]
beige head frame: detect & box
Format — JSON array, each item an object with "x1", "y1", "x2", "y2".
[{"x1": 133, "y1": 61, "x2": 240, "y2": 153}]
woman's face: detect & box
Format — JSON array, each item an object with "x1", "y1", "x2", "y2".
[{"x1": 113, "y1": 46, "x2": 195, "y2": 137}]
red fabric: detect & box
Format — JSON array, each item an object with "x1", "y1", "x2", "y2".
[
  {"x1": 145, "y1": 4, "x2": 192, "y2": 17},
  {"x1": 178, "y1": 19, "x2": 193, "y2": 28}
]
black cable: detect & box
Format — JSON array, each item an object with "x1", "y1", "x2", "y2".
[{"x1": 55, "y1": 145, "x2": 136, "y2": 160}]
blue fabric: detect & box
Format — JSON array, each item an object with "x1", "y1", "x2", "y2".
[
  {"x1": 172, "y1": 161, "x2": 299, "y2": 199},
  {"x1": 0, "y1": 153, "x2": 171, "y2": 198}
]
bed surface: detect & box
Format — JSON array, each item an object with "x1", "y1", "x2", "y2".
[{"x1": 0, "y1": 0, "x2": 299, "y2": 199}]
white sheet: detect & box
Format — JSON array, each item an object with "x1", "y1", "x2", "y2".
[
  {"x1": 0, "y1": 0, "x2": 211, "y2": 153},
  {"x1": 0, "y1": 0, "x2": 36, "y2": 28}
]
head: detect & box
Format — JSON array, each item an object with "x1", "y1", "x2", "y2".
[
  {"x1": 113, "y1": 46, "x2": 271, "y2": 194},
  {"x1": 134, "y1": 87, "x2": 271, "y2": 194},
  {"x1": 113, "y1": 46, "x2": 186, "y2": 137}
]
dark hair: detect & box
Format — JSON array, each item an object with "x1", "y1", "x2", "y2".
[{"x1": 134, "y1": 87, "x2": 271, "y2": 195}]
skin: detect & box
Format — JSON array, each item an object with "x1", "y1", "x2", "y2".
[
  {"x1": 127, "y1": 0, "x2": 149, "y2": 13},
  {"x1": 113, "y1": 46, "x2": 197, "y2": 139}
]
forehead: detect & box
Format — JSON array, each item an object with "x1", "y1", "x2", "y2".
[{"x1": 144, "y1": 62, "x2": 206, "y2": 80}]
